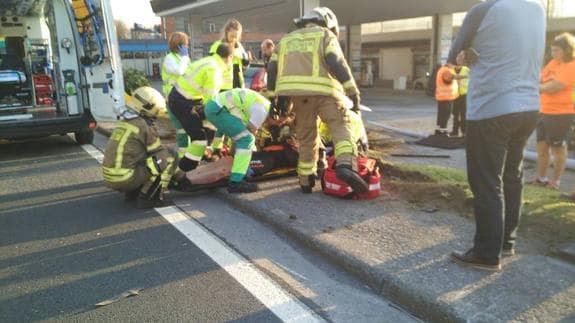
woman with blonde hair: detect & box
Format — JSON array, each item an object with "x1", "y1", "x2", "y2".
[
  {"x1": 162, "y1": 31, "x2": 191, "y2": 157},
  {"x1": 209, "y1": 19, "x2": 250, "y2": 90},
  {"x1": 530, "y1": 32, "x2": 575, "y2": 189}
]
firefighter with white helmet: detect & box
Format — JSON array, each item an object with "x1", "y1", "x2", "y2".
[
  {"x1": 102, "y1": 86, "x2": 187, "y2": 209},
  {"x1": 267, "y1": 7, "x2": 368, "y2": 194}
]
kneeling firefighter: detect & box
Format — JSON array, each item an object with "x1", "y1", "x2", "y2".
[
  {"x1": 102, "y1": 87, "x2": 183, "y2": 209},
  {"x1": 267, "y1": 6, "x2": 368, "y2": 194}
]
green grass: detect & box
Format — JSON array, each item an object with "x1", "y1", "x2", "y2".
[{"x1": 395, "y1": 162, "x2": 573, "y2": 214}]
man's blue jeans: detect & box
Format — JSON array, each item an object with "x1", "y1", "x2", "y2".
[{"x1": 466, "y1": 111, "x2": 538, "y2": 261}]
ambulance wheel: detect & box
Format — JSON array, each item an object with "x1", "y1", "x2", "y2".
[{"x1": 75, "y1": 130, "x2": 94, "y2": 145}]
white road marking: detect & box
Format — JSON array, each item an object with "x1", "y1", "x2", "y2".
[
  {"x1": 156, "y1": 206, "x2": 324, "y2": 323},
  {"x1": 80, "y1": 144, "x2": 104, "y2": 164},
  {"x1": 82, "y1": 143, "x2": 323, "y2": 322}
]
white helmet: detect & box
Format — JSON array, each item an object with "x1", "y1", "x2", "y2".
[
  {"x1": 126, "y1": 86, "x2": 166, "y2": 118},
  {"x1": 294, "y1": 7, "x2": 339, "y2": 37}
]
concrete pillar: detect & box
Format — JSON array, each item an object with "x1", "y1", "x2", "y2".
[
  {"x1": 430, "y1": 14, "x2": 453, "y2": 67},
  {"x1": 188, "y1": 14, "x2": 203, "y2": 60},
  {"x1": 346, "y1": 24, "x2": 362, "y2": 82},
  {"x1": 299, "y1": 0, "x2": 320, "y2": 16}
]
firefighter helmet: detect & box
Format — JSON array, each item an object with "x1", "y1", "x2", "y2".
[
  {"x1": 126, "y1": 86, "x2": 166, "y2": 118},
  {"x1": 294, "y1": 7, "x2": 339, "y2": 37}
]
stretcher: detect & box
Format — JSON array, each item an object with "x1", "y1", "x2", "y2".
[{"x1": 173, "y1": 149, "x2": 298, "y2": 193}]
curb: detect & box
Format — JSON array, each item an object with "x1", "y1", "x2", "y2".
[
  {"x1": 366, "y1": 120, "x2": 575, "y2": 170},
  {"x1": 215, "y1": 190, "x2": 460, "y2": 322}
]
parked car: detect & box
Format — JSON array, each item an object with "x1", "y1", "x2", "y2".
[{"x1": 243, "y1": 63, "x2": 267, "y2": 92}]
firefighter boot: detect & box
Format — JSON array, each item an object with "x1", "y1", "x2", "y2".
[
  {"x1": 227, "y1": 180, "x2": 258, "y2": 194},
  {"x1": 336, "y1": 164, "x2": 369, "y2": 193},
  {"x1": 299, "y1": 174, "x2": 316, "y2": 194},
  {"x1": 136, "y1": 189, "x2": 172, "y2": 209}
]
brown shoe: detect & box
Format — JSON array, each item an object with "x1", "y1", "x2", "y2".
[{"x1": 450, "y1": 249, "x2": 501, "y2": 271}]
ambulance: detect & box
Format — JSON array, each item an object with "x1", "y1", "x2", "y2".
[{"x1": 0, "y1": 0, "x2": 123, "y2": 144}]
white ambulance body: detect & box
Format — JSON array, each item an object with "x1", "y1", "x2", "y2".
[{"x1": 0, "y1": 0, "x2": 123, "y2": 144}]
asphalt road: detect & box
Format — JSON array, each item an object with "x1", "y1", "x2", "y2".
[
  {"x1": 0, "y1": 135, "x2": 283, "y2": 322},
  {"x1": 0, "y1": 133, "x2": 417, "y2": 322}
]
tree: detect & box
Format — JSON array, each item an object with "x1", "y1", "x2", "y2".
[{"x1": 115, "y1": 20, "x2": 130, "y2": 39}]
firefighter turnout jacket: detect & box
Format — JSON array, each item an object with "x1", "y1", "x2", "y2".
[
  {"x1": 102, "y1": 117, "x2": 176, "y2": 191},
  {"x1": 267, "y1": 25, "x2": 359, "y2": 100}
]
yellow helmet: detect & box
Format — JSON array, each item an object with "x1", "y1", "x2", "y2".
[{"x1": 126, "y1": 86, "x2": 166, "y2": 118}]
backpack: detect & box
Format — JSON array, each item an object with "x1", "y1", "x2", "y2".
[{"x1": 322, "y1": 156, "x2": 381, "y2": 200}]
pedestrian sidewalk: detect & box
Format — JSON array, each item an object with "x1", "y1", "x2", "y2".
[
  {"x1": 212, "y1": 177, "x2": 574, "y2": 322},
  {"x1": 96, "y1": 121, "x2": 575, "y2": 322}
]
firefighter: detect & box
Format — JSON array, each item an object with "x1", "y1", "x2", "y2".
[
  {"x1": 267, "y1": 7, "x2": 369, "y2": 194},
  {"x1": 102, "y1": 87, "x2": 184, "y2": 209},
  {"x1": 209, "y1": 19, "x2": 250, "y2": 90},
  {"x1": 204, "y1": 88, "x2": 271, "y2": 193},
  {"x1": 168, "y1": 43, "x2": 232, "y2": 172}
]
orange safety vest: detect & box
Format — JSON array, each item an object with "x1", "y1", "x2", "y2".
[{"x1": 435, "y1": 66, "x2": 459, "y2": 101}]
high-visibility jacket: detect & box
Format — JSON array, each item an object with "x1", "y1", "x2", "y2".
[
  {"x1": 456, "y1": 66, "x2": 470, "y2": 96},
  {"x1": 161, "y1": 52, "x2": 186, "y2": 98},
  {"x1": 102, "y1": 117, "x2": 162, "y2": 183},
  {"x1": 272, "y1": 25, "x2": 358, "y2": 100},
  {"x1": 210, "y1": 40, "x2": 248, "y2": 90},
  {"x1": 214, "y1": 88, "x2": 270, "y2": 126},
  {"x1": 435, "y1": 66, "x2": 459, "y2": 101},
  {"x1": 174, "y1": 55, "x2": 227, "y2": 102}
]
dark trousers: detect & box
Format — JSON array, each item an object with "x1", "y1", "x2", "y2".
[
  {"x1": 466, "y1": 111, "x2": 538, "y2": 261},
  {"x1": 168, "y1": 89, "x2": 205, "y2": 170},
  {"x1": 436, "y1": 100, "x2": 453, "y2": 130},
  {"x1": 452, "y1": 95, "x2": 467, "y2": 134}
]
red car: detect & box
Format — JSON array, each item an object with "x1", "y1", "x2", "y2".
[{"x1": 243, "y1": 63, "x2": 267, "y2": 92}]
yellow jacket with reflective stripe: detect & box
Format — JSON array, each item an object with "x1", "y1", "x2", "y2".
[
  {"x1": 102, "y1": 117, "x2": 162, "y2": 183},
  {"x1": 215, "y1": 89, "x2": 270, "y2": 125},
  {"x1": 210, "y1": 40, "x2": 248, "y2": 89},
  {"x1": 272, "y1": 26, "x2": 357, "y2": 100},
  {"x1": 161, "y1": 52, "x2": 181, "y2": 98},
  {"x1": 456, "y1": 66, "x2": 470, "y2": 96},
  {"x1": 175, "y1": 55, "x2": 227, "y2": 102}
]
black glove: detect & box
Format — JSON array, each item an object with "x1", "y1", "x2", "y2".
[{"x1": 348, "y1": 93, "x2": 360, "y2": 113}]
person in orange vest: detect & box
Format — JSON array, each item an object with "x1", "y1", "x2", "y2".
[{"x1": 434, "y1": 64, "x2": 459, "y2": 136}]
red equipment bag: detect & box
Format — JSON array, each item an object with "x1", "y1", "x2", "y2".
[{"x1": 322, "y1": 156, "x2": 381, "y2": 200}]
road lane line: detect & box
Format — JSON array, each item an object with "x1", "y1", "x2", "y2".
[
  {"x1": 82, "y1": 144, "x2": 323, "y2": 322},
  {"x1": 156, "y1": 206, "x2": 324, "y2": 323},
  {"x1": 80, "y1": 144, "x2": 104, "y2": 164}
]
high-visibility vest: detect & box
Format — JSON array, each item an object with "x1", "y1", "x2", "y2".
[
  {"x1": 273, "y1": 26, "x2": 357, "y2": 100},
  {"x1": 319, "y1": 110, "x2": 366, "y2": 145},
  {"x1": 215, "y1": 88, "x2": 270, "y2": 125},
  {"x1": 175, "y1": 55, "x2": 227, "y2": 102},
  {"x1": 456, "y1": 66, "x2": 470, "y2": 96},
  {"x1": 435, "y1": 66, "x2": 459, "y2": 101},
  {"x1": 210, "y1": 40, "x2": 247, "y2": 89},
  {"x1": 161, "y1": 52, "x2": 181, "y2": 98}
]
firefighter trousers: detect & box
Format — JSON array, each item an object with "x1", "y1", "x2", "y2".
[{"x1": 290, "y1": 95, "x2": 357, "y2": 179}]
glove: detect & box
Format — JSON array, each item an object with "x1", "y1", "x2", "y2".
[
  {"x1": 348, "y1": 93, "x2": 360, "y2": 113},
  {"x1": 178, "y1": 44, "x2": 189, "y2": 57}
]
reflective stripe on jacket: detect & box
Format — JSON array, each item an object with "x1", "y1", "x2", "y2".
[
  {"x1": 214, "y1": 89, "x2": 270, "y2": 125},
  {"x1": 175, "y1": 55, "x2": 227, "y2": 102},
  {"x1": 435, "y1": 66, "x2": 459, "y2": 101},
  {"x1": 273, "y1": 26, "x2": 356, "y2": 100},
  {"x1": 102, "y1": 118, "x2": 161, "y2": 183}
]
